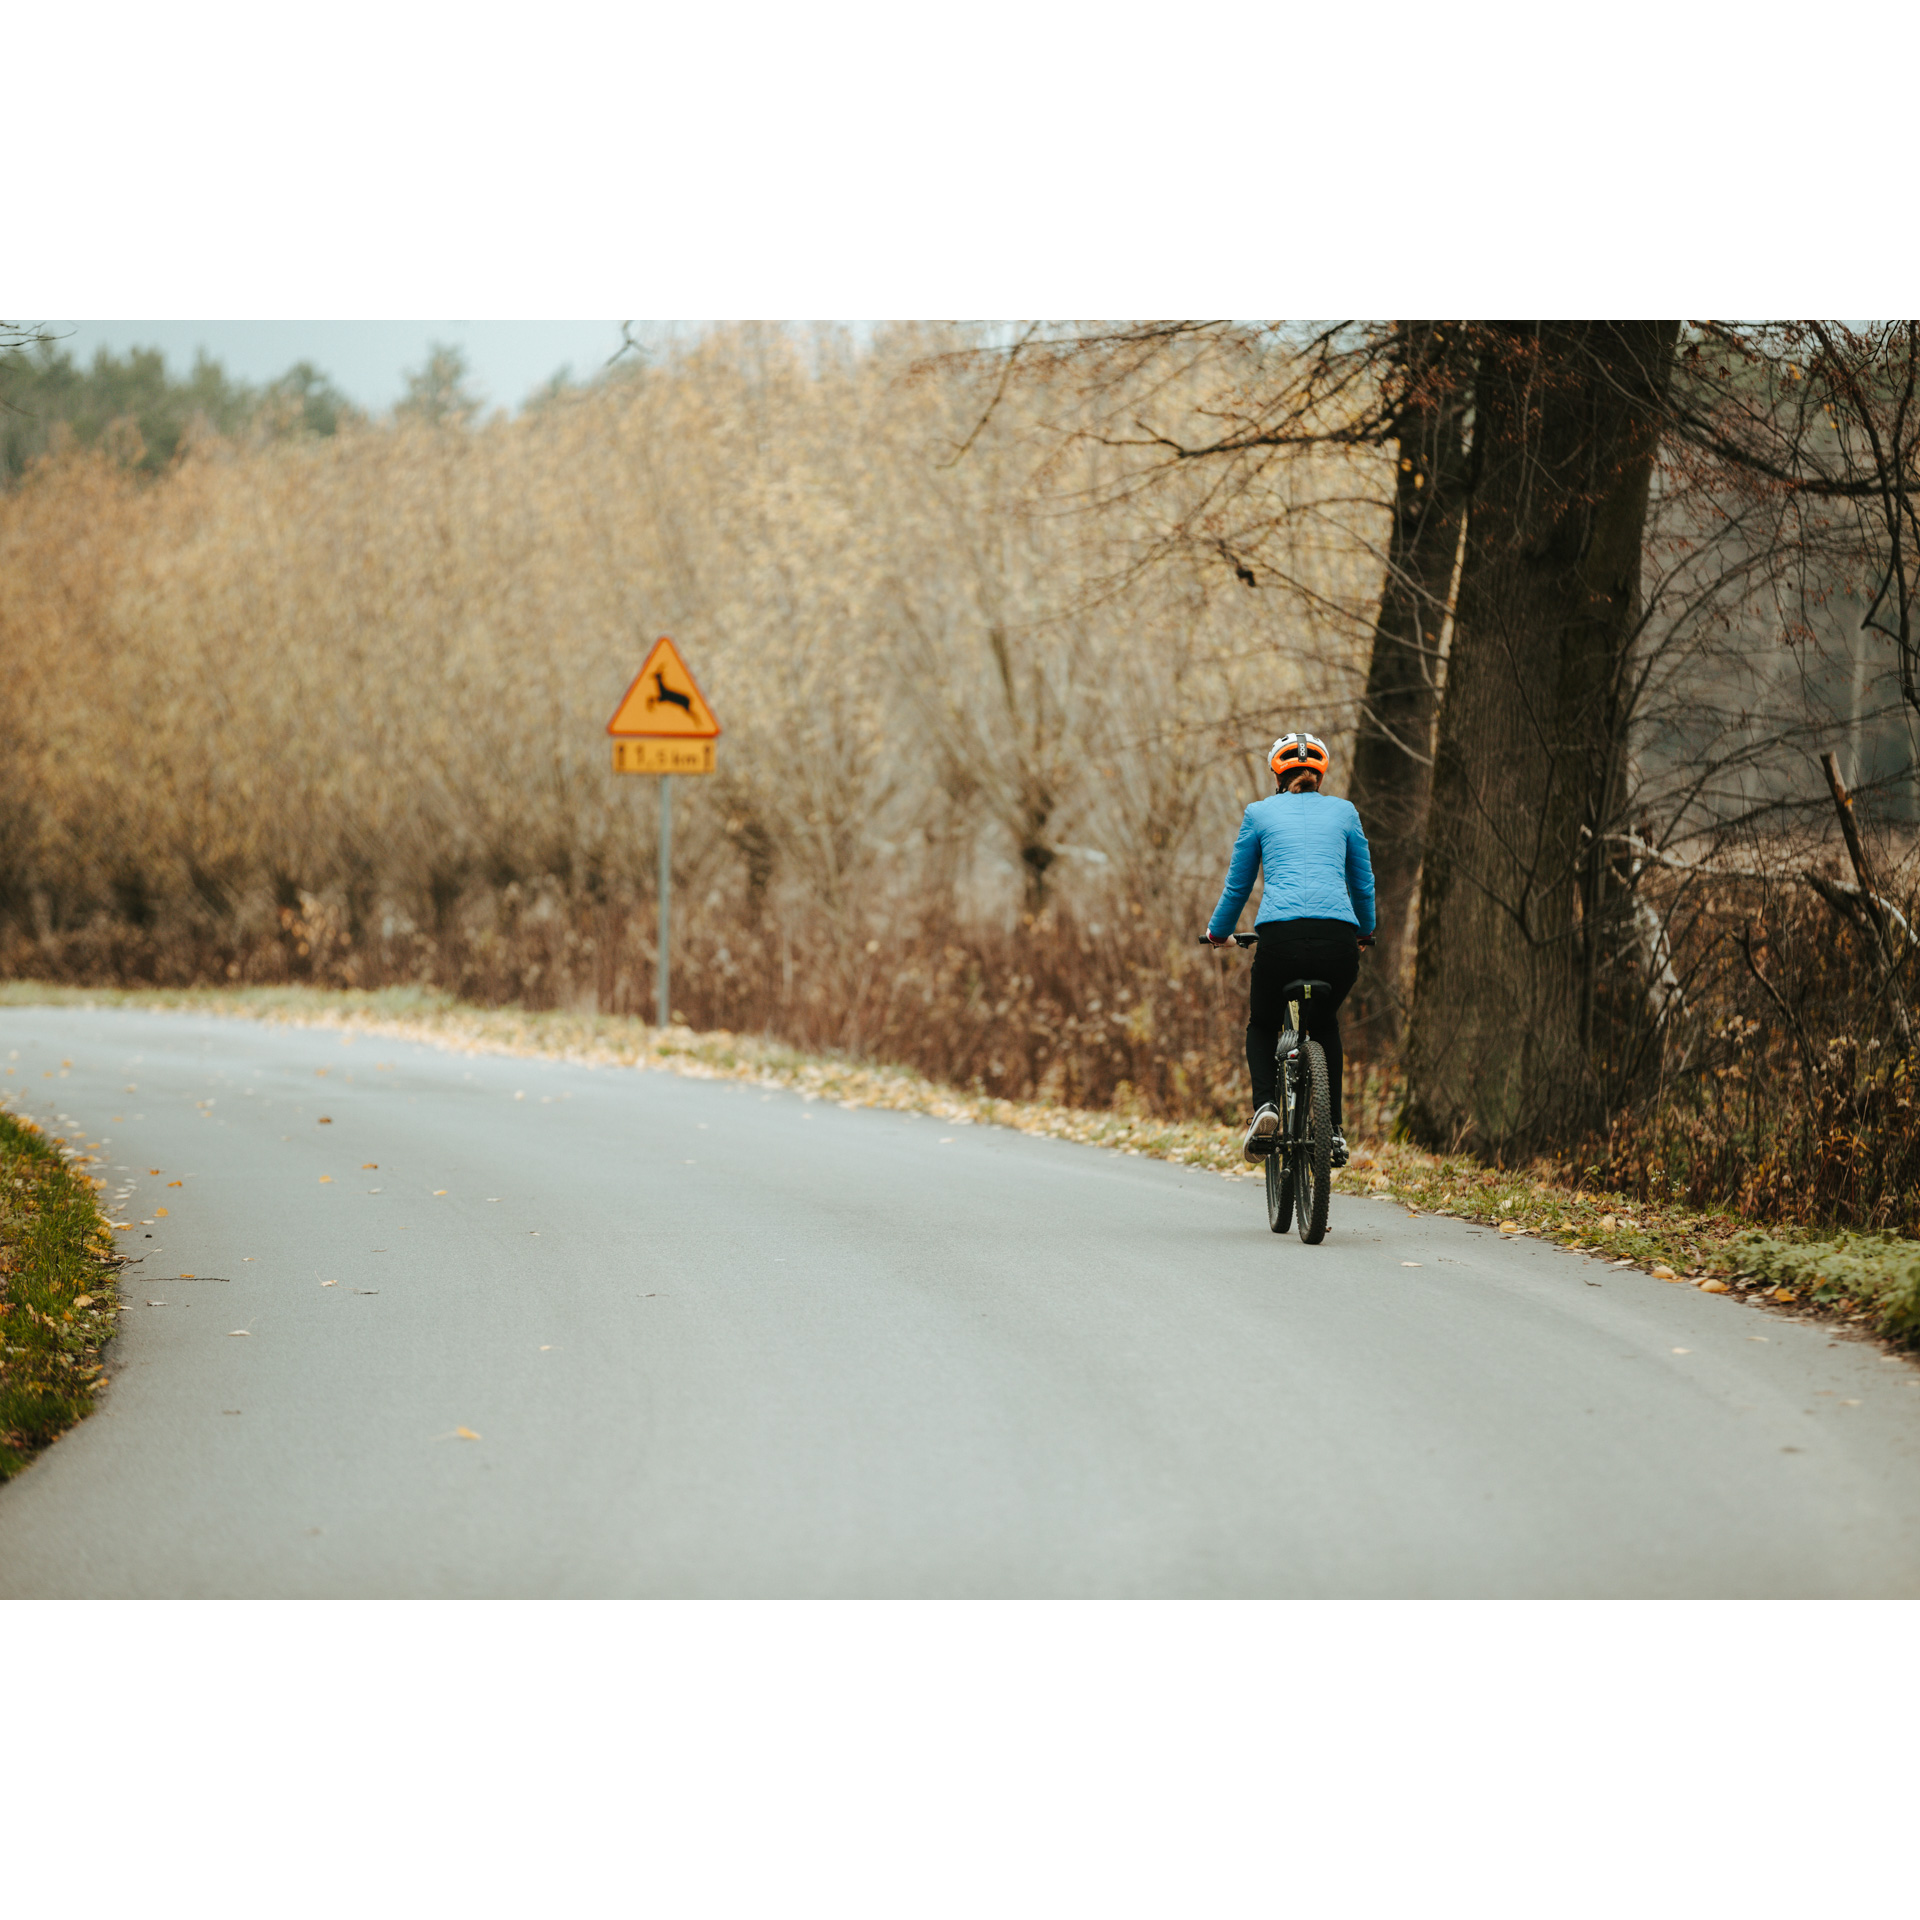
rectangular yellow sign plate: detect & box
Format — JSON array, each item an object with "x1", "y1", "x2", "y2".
[{"x1": 613, "y1": 739, "x2": 715, "y2": 775}]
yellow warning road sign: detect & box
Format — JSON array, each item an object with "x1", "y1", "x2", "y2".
[
  {"x1": 612, "y1": 739, "x2": 715, "y2": 775},
  {"x1": 606, "y1": 637, "x2": 721, "y2": 740}
]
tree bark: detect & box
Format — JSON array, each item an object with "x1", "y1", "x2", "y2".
[
  {"x1": 1346, "y1": 322, "x2": 1471, "y2": 1051},
  {"x1": 1401, "y1": 321, "x2": 1680, "y2": 1159}
]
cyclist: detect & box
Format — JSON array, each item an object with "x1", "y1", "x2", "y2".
[{"x1": 1204, "y1": 732, "x2": 1376, "y2": 1167}]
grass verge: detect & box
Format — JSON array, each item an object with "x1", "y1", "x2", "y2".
[
  {"x1": 7, "y1": 980, "x2": 1919, "y2": 1352},
  {"x1": 0, "y1": 1105, "x2": 121, "y2": 1479}
]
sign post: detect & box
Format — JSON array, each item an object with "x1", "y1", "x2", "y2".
[
  {"x1": 657, "y1": 775, "x2": 673, "y2": 1029},
  {"x1": 606, "y1": 637, "x2": 722, "y2": 1030}
]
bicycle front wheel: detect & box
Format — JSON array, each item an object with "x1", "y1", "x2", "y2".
[
  {"x1": 1266, "y1": 1134, "x2": 1294, "y2": 1233},
  {"x1": 1295, "y1": 1039, "x2": 1332, "y2": 1245}
]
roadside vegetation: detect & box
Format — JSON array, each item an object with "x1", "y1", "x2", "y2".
[
  {"x1": 0, "y1": 1102, "x2": 120, "y2": 1479},
  {"x1": 10, "y1": 981, "x2": 1916, "y2": 1354}
]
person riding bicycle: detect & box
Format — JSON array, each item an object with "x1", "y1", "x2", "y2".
[{"x1": 1204, "y1": 732, "x2": 1376, "y2": 1167}]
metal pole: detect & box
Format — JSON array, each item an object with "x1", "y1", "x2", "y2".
[{"x1": 656, "y1": 774, "x2": 673, "y2": 1029}]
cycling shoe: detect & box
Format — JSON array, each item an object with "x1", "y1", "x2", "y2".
[
  {"x1": 1329, "y1": 1129, "x2": 1350, "y2": 1168},
  {"x1": 1243, "y1": 1103, "x2": 1281, "y2": 1163}
]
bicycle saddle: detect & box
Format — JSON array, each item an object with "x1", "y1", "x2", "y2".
[{"x1": 1280, "y1": 978, "x2": 1334, "y2": 1003}]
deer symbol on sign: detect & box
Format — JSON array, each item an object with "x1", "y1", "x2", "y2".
[{"x1": 646, "y1": 671, "x2": 694, "y2": 717}]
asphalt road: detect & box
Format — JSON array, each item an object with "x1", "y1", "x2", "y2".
[{"x1": 5, "y1": 1004, "x2": 1920, "y2": 1597}]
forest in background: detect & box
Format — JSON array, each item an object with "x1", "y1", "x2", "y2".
[
  {"x1": 4, "y1": 319, "x2": 1919, "y2": 1230},
  {"x1": 0, "y1": 324, "x2": 1384, "y2": 1126}
]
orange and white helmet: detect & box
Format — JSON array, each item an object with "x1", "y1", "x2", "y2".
[{"x1": 1269, "y1": 732, "x2": 1331, "y2": 787}]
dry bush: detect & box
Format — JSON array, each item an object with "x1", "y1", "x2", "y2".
[
  {"x1": 0, "y1": 324, "x2": 1387, "y2": 1120},
  {"x1": 1579, "y1": 826, "x2": 1920, "y2": 1231}
]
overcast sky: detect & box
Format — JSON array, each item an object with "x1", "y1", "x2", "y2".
[{"x1": 32, "y1": 321, "x2": 658, "y2": 415}]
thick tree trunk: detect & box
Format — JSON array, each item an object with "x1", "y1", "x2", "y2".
[
  {"x1": 1346, "y1": 322, "x2": 1471, "y2": 1051},
  {"x1": 1401, "y1": 321, "x2": 1679, "y2": 1159}
]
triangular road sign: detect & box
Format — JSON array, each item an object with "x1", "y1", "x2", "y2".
[{"x1": 606, "y1": 637, "x2": 722, "y2": 739}]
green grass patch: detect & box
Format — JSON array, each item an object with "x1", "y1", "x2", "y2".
[
  {"x1": 0, "y1": 1105, "x2": 121, "y2": 1479},
  {"x1": 1711, "y1": 1230, "x2": 1920, "y2": 1346}
]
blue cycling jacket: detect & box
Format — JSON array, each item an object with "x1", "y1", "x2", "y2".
[{"x1": 1206, "y1": 790, "x2": 1377, "y2": 938}]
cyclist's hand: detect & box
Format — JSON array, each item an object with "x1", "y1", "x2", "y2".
[
  {"x1": 1203, "y1": 930, "x2": 1232, "y2": 948},
  {"x1": 1357, "y1": 934, "x2": 1376, "y2": 951}
]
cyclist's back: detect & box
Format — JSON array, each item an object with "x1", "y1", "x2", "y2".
[{"x1": 1217, "y1": 788, "x2": 1372, "y2": 930}]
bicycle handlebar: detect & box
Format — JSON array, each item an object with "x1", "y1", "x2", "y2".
[{"x1": 1198, "y1": 932, "x2": 1374, "y2": 951}]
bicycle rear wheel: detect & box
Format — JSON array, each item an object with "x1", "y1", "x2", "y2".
[
  {"x1": 1295, "y1": 1039, "x2": 1332, "y2": 1244},
  {"x1": 1266, "y1": 1135, "x2": 1293, "y2": 1233}
]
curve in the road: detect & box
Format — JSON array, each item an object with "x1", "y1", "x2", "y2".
[{"x1": 4, "y1": 1005, "x2": 1919, "y2": 1597}]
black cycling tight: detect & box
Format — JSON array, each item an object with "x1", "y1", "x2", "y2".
[{"x1": 1245, "y1": 917, "x2": 1360, "y2": 1127}]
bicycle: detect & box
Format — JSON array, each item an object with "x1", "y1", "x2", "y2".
[{"x1": 1200, "y1": 933, "x2": 1341, "y2": 1245}]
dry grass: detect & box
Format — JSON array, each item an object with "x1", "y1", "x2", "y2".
[{"x1": 0, "y1": 326, "x2": 1384, "y2": 1035}]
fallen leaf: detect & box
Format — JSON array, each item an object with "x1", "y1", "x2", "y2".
[
  {"x1": 74, "y1": 1294, "x2": 93, "y2": 1308},
  {"x1": 454, "y1": 1426, "x2": 480, "y2": 1441},
  {"x1": 1600, "y1": 1214, "x2": 1616, "y2": 1230},
  {"x1": 1749, "y1": 1335, "x2": 1769, "y2": 1342},
  {"x1": 1400, "y1": 1261, "x2": 1422, "y2": 1268},
  {"x1": 318, "y1": 1116, "x2": 333, "y2": 1125},
  {"x1": 166, "y1": 1179, "x2": 182, "y2": 1188},
  {"x1": 362, "y1": 1163, "x2": 378, "y2": 1169},
  {"x1": 179, "y1": 1272, "x2": 194, "y2": 1279},
  {"x1": 1772, "y1": 1288, "x2": 1798, "y2": 1303},
  {"x1": 1671, "y1": 1347, "x2": 1691, "y2": 1355},
  {"x1": 433, "y1": 1189, "x2": 448, "y2": 1196},
  {"x1": 318, "y1": 1176, "x2": 332, "y2": 1184},
  {"x1": 321, "y1": 1279, "x2": 338, "y2": 1287},
  {"x1": 228, "y1": 1329, "x2": 250, "y2": 1337},
  {"x1": 1698, "y1": 1278, "x2": 1730, "y2": 1294},
  {"x1": 1841, "y1": 1398, "x2": 1861, "y2": 1406},
  {"x1": 155, "y1": 1205, "x2": 169, "y2": 1217},
  {"x1": 148, "y1": 1169, "x2": 160, "y2": 1176},
  {"x1": 1499, "y1": 1222, "x2": 1524, "y2": 1236}
]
